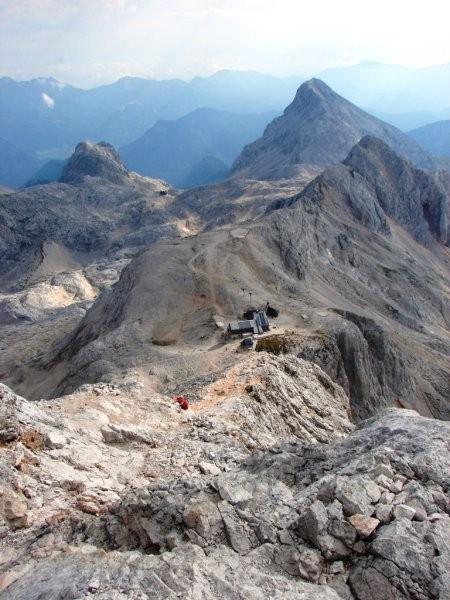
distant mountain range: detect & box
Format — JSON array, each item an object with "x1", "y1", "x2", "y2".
[
  {"x1": 1, "y1": 63, "x2": 449, "y2": 188},
  {"x1": 20, "y1": 78, "x2": 450, "y2": 192},
  {"x1": 0, "y1": 71, "x2": 300, "y2": 154},
  {"x1": 0, "y1": 71, "x2": 300, "y2": 188},
  {"x1": 408, "y1": 120, "x2": 450, "y2": 157},
  {"x1": 0, "y1": 137, "x2": 39, "y2": 188},
  {"x1": 120, "y1": 107, "x2": 276, "y2": 188}
]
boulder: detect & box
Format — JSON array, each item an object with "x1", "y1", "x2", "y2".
[
  {"x1": 348, "y1": 514, "x2": 380, "y2": 538},
  {"x1": 3, "y1": 496, "x2": 30, "y2": 530},
  {"x1": 393, "y1": 504, "x2": 416, "y2": 521},
  {"x1": 334, "y1": 475, "x2": 380, "y2": 516}
]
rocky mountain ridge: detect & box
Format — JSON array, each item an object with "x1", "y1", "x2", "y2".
[
  {"x1": 273, "y1": 135, "x2": 449, "y2": 245},
  {"x1": 59, "y1": 141, "x2": 131, "y2": 186},
  {"x1": 17, "y1": 136, "x2": 449, "y2": 422},
  {"x1": 0, "y1": 353, "x2": 448, "y2": 599}
]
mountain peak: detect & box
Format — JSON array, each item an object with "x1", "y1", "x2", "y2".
[
  {"x1": 59, "y1": 141, "x2": 130, "y2": 185},
  {"x1": 286, "y1": 78, "x2": 336, "y2": 111},
  {"x1": 231, "y1": 79, "x2": 436, "y2": 179},
  {"x1": 297, "y1": 77, "x2": 332, "y2": 95},
  {"x1": 344, "y1": 134, "x2": 396, "y2": 161}
]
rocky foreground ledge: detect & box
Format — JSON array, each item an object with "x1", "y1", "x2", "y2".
[{"x1": 0, "y1": 354, "x2": 449, "y2": 599}]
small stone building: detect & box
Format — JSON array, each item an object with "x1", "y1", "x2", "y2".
[{"x1": 227, "y1": 311, "x2": 270, "y2": 336}]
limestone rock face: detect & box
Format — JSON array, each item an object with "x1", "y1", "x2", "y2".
[
  {"x1": 0, "y1": 369, "x2": 448, "y2": 599},
  {"x1": 0, "y1": 352, "x2": 353, "y2": 531},
  {"x1": 294, "y1": 311, "x2": 418, "y2": 421},
  {"x1": 90, "y1": 409, "x2": 448, "y2": 600},
  {"x1": 275, "y1": 135, "x2": 449, "y2": 245},
  {"x1": 0, "y1": 356, "x2": 353, "y2": 598},
  {"x1": 344, "y1": 136, "x2": 449, "y2": 244}
]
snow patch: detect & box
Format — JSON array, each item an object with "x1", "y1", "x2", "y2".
[{"x1": 42, "y1": 92, "x2": 55, "y2": 109}]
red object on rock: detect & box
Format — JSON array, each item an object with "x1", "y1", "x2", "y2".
[{"x1": 176, "y1": 396, "x2": 189, "y2": 410}]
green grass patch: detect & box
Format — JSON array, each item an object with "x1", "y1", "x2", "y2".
[{"x1": 255, "y1": 333, "x2": 295, "y2": 355}]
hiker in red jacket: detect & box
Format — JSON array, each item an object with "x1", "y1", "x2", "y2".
[{"x1": 176, "y1": 396, "x2": 189, "y2": 410}]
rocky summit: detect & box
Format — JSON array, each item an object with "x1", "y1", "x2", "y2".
[{"x1": 59, "y1": 141, "x2": 132, "y2": 186}]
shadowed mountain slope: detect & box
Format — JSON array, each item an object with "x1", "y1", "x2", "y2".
[
  {"x1": 231, "y1": 79, "x2": 443, "y2": 180},
  {"x1": 25, "y1": 158, "x2": 67, "y2": 187},
  {"x1": 120, "y1": 108, "x2": 276, "y2": 187},
  {"x1": 180, "y1": 155, "x2": 229, "y2": 188}
]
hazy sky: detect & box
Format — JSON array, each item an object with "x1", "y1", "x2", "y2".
[{"x1": 1, "y1": 0, "x2": 449, "y2": 87}]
